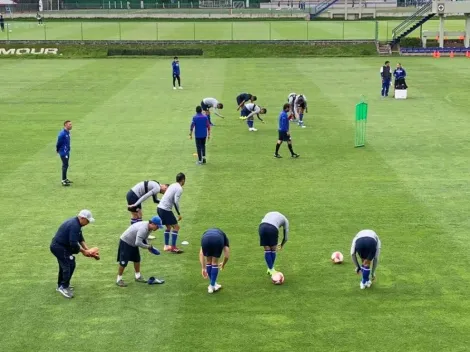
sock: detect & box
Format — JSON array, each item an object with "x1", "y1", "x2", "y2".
[
  {"x1": 264, "y1": 250, "x2": 273, "y2": 270},
  {"x1": 270, "y1": 251, "x2": 277, "y2": 268},
  {"x1": 288, "y1": 143, "x2": 294, "y2": 155},
  {"x1": 117, "y1": 275, "x2": 123, "y2": 282},
  {"x1": 130, "y1": 218, "x2": 142, "y2": 225},
  {"x1": 361, "y1": 265, "x2": 370, "y2": 283},
  {"x1": 299, "y1": 113, "x2": 303, "y2": 122},
  {"x1": 206, "y1": 264, "x2": 212, "y2": 277},
  {"x1": 275, "y1": 143, "x2": 281, "y2": 155},
  {"x1": 135, "y1": 272, "x2": 141, "y2": 279},
  {"x1": 210, "y1": 265, "x2": 219, "y2": 286},
  {"x1": 164, "y1": 231, "x2": 170, "y2": 246},
  {"x1": 247, "y1": 120, "x2": 254, "y2": 128},
  {"x1": 171, "y1": 231, "x2": 178, "y2": 247}
]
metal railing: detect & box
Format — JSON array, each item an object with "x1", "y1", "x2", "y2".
[{"x1": 391, "y1": 0, "x2": 432, "y2": 39}]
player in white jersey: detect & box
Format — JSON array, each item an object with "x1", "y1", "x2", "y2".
[
  {"x1": 157, "y1": 173, "x2": 185, "y2": 254},
  {"x1": 350, "y1": 229, "x2": 381, "y2": 290},
  {"x1": 258, "y1": 211, "x2": 289, "y2": 276},
  {"x1": 293, "y1": 94, "x2": 308, "y2": 128},
  {"x1": 239, "y1": 103, "x2": 267, "y2": 132},
  {"x1": 287, "y1": 92, "x2": 297, "y2": 118},
  {"x1": 127, "y1": 180, "x2": 169, "y2": 225},
  {"x1": 200, "y1": 97, "x2": 224, "y2": 126}
]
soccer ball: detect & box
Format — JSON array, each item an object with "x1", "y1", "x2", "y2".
[
  {"x1": 272, "y1": 272, "x2": 284, "y2": 285},
  {"x1": 331, "y1": 251, "x2": 344, "y2": 264}
]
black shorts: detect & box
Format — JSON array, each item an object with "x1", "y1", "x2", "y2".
[
  {"x1": 298, "y1": 102, "x2": 306, "y2": 109},
  {"x1": 278, "y1": 131, "x2": 291, "y2": 142},
  {"x1": 236, "y1": 95, "x2": 245, "y2": 106},
  {"x1": 200, "y1": 101, "x2": 209, "y2": 111},
  {"x1": 201, "y1": 233, "x2": 224, "y2": 258},
  {"x1": 126, "y1": 190, "x2": 141, "y2": 212},
  {"x1": 157, "y1": 207, "x2": 177, "y2": 226},
  {"x1": 355, "y1": 237, "x2": 377, "y2": 261},
  {"x1": 259, "y1": 223, "x2": 279, "y2": 247},
  {"x1": 117, "y1": 240, "x2": 141, "y2": 265}
]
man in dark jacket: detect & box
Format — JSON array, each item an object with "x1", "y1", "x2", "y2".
[{"x1": 380, "y1": 61, "x2": 392, "y2": 97}]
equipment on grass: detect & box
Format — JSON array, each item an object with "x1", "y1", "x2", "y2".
[
  {"x1": 272, "y1": 272, "x2": 284, "y2": 285},
  {"x1": 331, "y1": 251, "x2": 344, "y2": 264},
  {"x1": 355, "y1": 96, "x2": 368, "y2": 147},
  {"x1": 148, "y1": 276, "x2": 165, "y2": 285}
]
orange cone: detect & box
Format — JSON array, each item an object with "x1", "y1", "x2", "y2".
[
  {"x1": 450, "y1": 51, "x2": 454, "y2": 58},
  {"x1": 436, "y1": 51, "x2": 441, "y2": 58},
  {"x1": 466, "y1": 51, "x2": 470, "y2": 58}
]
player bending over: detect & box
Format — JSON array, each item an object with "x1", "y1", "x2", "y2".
[
  {"x1": 259, "y1": 211, "x2": 289, "y2": 276},
  {"x1": 199, "y1": 228, "x2": 230, "y2": 294},
  {"x1": 239, "y1": 103, "x2": 267, "y2": 132},
  {"x1": 127, "y1": 180, "x2": 169, "y2": 240},
  {"x1": 351, "y1": 229, "x2": 381, "y2": 290},
  {"x1": 157, "y1": 173, "x2": 186, "y2": 254},
  {"x1": 116, "y1": 216, "x2": 164, "y2": 287},
  {"x1": 287, "y1": 92, "x2": 297, "y2": 120},
  {"x1": 200, "y1": 97, "x2": 224, "y2": 126},
  {"x1": 294, "y1": 94, "x2": 308, "y2": 128},
  {"x1": 236, "y1": 93, "x2": 257, "y2": 111}
]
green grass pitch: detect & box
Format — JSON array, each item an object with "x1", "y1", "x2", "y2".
[
  {"x1": 0, "y1": 19, "x2": 466, "y2": 41},
  {"x1": 1, "y1": 57, "x2": 470, "y2": 352}
]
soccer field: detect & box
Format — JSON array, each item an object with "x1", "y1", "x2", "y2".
[
  {"x1": 0, "y1": 19, "x2": 467, "y2": 41},
  {"x1": 1, "y1": 57, "x2": 470, "y2": 352}
]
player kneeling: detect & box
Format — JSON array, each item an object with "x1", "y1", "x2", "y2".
[
  {"x1": 199, "y1": 228, "x2": 230, "y2": 294},
  {"x1": 239, "y1": 103, "x2": 267, "y2": 132},
  {"x1": 351, "y1": 229, "x2": 381, "y2": 289}
]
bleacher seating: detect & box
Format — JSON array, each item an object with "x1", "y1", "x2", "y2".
[{"x1": 400, "y1": 47, "x2": 470, "y2": 55}]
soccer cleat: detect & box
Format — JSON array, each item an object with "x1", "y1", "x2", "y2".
[
  {"x1": 65, "y1": 179, "x2": 73, "y2": 183},
  {"x1": 214, "y1": 283, "x2": 222, "y2": 291},
  {"x1": 208, "y1": 285, "x2": 215, "y2": 294},
  {"x1": 178, "y1": 86, "x2": 183, "y2": 89},
  {"x1": 360, "y1": 282, "x2": 366, "y2": 290},
  {"x1": 291, "y1": 153, "x2": 300, "y2": 158},
  {"x1": 56, "y1": 285, "x2": 74, "y2": 292},
  {"x1": 365, "y1": 280, "x2": 372, "y2": 288},
  {"x1": 274, "y1": 154, "x2": 282, "y2": 158},
  {"x1": 173, "y1": 87, "x2": 177, "y2": 90},
  {"x1": 196, "y1": 161, "x2": 203, "y2": 165},
  {"x1": 57, "y1": 286, "x2": 73, "y2": 298},
  {"x1": 202, "y1": 159, "x2": 206, "y2": 164},
  {"x1": 164, "y1": 245, "x2": 172, "y2": 252},
  {"x1": 135, "y1": 276, "x2": 147, "y2": 283},
  {"x1": 148, "y1": 235, "x2": 156, "y2": 240},
  {"x1": 61, "y1": 181, "x2": 70, "y2": 187},
  {"x1": 170, "y1": 246, "x2": 184, "y2": 254},
  {"x1": 116, "y1": 280, "x2": 128, "y2": 287},
  {"x1": 251, "y1": 128, "x2": 258, "y2": 132},
  {"x1": 267, "y1": 268, "x2": 277, "y2": 276}
]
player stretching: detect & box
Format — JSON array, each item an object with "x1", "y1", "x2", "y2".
[
  {"x1": 236, "y1": 93, "x2": 257, "y2": 111},
  {"x1": 200, "y1": 97, "x2": 224, "y2": 126},
  {"x1": 239, "y1": 103, "x2": 267, "y2": 132},
  {"x1": 199, "y1": 228, "x2": 230, "y2": 294},
  {"x1": 259, "y1": 212, "x2": 289, "y2": 276},
  {"x1": 127, "y1": 180, "x2": 169, "y2": 229},
  {"x1": 294, "y1": 94, "x2": 308, "y2": 128},
  {"x1": 172, "y1": 56, "x2": 182, "y2": 90},
  {"x1": 287, "y1": 92, "x2": 297, "y2": 120},
  {"x1": 350, "y1": 229, "x2": 381, "y2": 290},
  {"x1": 157, "y1": 173, "x2": 185, "y2": 254},
  {"x1": 274, "y1": 103, "x2": 299, "y2": 158}
]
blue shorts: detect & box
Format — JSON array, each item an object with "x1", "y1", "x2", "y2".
[
  {"x1": 200, "y1": 101, "x2": 209, "y2": 112},
  {"x1": 117, "y1": 240, "x2": 141, "y2": 265},
  {"x1": 259, "y1": 223, "x2": 279, "y2": 247},
  {"x1": 201, "y1": 232, "x2": 225, "y2": 258},
  {"x1": 355, "y1": 237, "x2": 377, "y2": 260},
  {"x1": 157, "y1": 208, "x2": 177, "y2": 226},
  {"x1": 241, "y1": 107, "x2": 250, "y2": 117}
]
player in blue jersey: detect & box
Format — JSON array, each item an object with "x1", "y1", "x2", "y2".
[
  {"x1": 199, "y1": 228, "x2": 230, "y2": 294},
  {"x1": 239, "y1": 103, "x2": 266, "y2": 132},
  {"x1": 172, "y1": 57, "x2": 182, "y2": 90},
  {"x1": 236, "y1": 93, "x2": 257, "y2": 111},
  {"x1": 275, "y1": 104, "x2": 299, "y2": 158},
  {"x1": 351, "y1": 229, "x2": 381, "y2": 290},
  {"x1": 393, "y1": 63, "x2": 407, "y2": 89}
]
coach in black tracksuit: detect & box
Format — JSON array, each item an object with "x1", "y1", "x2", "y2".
[{"x1": 50, "y1": 210, "x2": 95, "y2": 298}]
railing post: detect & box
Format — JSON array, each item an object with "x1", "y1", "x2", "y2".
[
  {"x1": 119, "y1": 22, "x2": 121, "y2": 40},
  {"x1": 81, "y1": 22, "x2": 84, "y2": 41},
  {"x1": 44, "y1": 23, "x2": 47, "y2": 40},
  {"x1": 269, "y1": 21, "x2": 272, "y2": 40},
  {"x1": 375, "y1": 20, "x2": 378, "y2": 41},
  {"x1": 231, "y1": 22, "x2": 234, "y2": 41},
  {"x1": 342, "y1": 21, "x2": 345, "y2": 40},
  {"x1": 156, "y1": 22, "x2": 159, "y2": 41},
  {"x1": 194, "y1": 22, "x2": 196, "y2": 41},
  {"x1": 307, "y1": 21, "x2": 309, "y2": 40}
]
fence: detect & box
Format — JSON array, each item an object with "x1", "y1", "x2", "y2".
[{"x1": 3, "y1": 20, "x2": 379, "y2": 40}]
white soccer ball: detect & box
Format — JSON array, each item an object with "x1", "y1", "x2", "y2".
[
  {"x1": 271, "y1": 272, "x2": 285, "y2": 285},
  {"x1": 331, "y1": 251, "x2": 344, "y2": 264}
]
